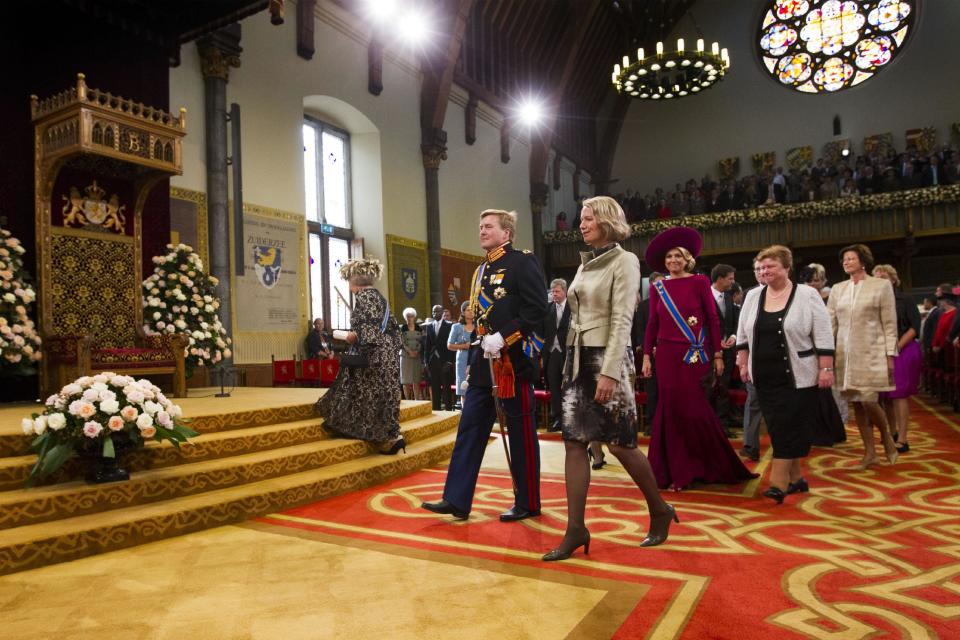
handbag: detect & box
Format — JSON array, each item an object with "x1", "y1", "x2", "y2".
[{"x1": 339, "y1": 297, "x2": 393, "y2": 369}]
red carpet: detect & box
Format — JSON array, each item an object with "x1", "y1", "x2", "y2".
[{"x1": 256, "y1": 397, "x2": 960, "y2": 639}]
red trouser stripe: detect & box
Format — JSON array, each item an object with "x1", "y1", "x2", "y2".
[{"x1": 519, "y1": 383, "x2": 538, "y2": 508}]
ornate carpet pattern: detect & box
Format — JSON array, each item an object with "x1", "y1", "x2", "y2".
[{"x1": 258, "y1": 397, "x2": 960, "y2": 639}]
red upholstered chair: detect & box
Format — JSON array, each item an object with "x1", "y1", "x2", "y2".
[
  {"x1": 271, "y1": 355, "x2": 297, "y2": 387},
  {"x1": 533, "y1": 389, "x2": 551, "y2": 429},
  {"x1": 939, "y1": 341, "x2": 957, "y2": 408},
  {"x1": 635, "y1": 391, "x2": 648, "y2": 433},
  {"x1": 296, "y1": 358, "x2": 322, "y2": 387},
  {"x1": 319, "y1": 358, "x2": 340, "y2": 388},
  {"x1": 47, "y1": 332, "x2": 188, "y2": 398}
]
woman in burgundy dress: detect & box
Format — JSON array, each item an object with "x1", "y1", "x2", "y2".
[{"x1": 641, "y1": 227, "x2": 757, "y2": 490}]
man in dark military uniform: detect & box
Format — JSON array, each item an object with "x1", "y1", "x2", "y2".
[{"x1": 422, "y1": 209, "x2": 548, "y2": 521}]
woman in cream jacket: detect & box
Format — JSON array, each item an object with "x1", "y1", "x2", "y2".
[
  {"x1": 543, "y1": 196, "x2": 674, "y2": 562},
  {"x1": 828, "y1": 244, "x2": 899, "y2": 469}
]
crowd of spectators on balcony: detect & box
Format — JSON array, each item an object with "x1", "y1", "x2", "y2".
[{"x1": 613, "y1": 145, "x2": 960, "y2": 223}]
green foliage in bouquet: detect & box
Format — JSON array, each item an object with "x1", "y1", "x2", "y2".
[{"x1": 25, "y1": 373, "x2": 197, "y2": 485}]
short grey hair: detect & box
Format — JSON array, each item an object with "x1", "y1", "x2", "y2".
[
  {"x1": 402, "y1": 307, "x2": 417, "y2": 320},
  {"x1": 549, "y1": 278, "x2": 567, "y2": 291}
]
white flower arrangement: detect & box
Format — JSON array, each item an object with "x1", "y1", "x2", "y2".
[
  {"x1": 25, "y1": 372, "x2": 197, "y2": 484},
  {"x1": 141, "y1": 244, "x2": 232, "y2": 375},
  {"x1": 0, "y1": 225, "x2": 42, "y2": 372}
]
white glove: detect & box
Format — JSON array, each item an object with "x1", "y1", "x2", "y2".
[{"x1": 482, "y1": 332, "x2": 505, "y2": 358}]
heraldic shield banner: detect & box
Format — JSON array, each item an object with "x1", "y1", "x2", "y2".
[
  {"x1": 236, "y1": 211, "x2": 301, "y2": 332},
  {"x1": 386, "y1": 235, "x2": 429, "y2": 320}
]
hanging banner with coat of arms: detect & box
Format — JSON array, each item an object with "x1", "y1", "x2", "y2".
[
  {"x1": 235, "y1": 208, "x2": 302, "y2": 332},
  {"x1": 386, "y1": 234, "x2": 429, "y2": 320}
]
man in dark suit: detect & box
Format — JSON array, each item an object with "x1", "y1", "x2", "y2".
[
  {"x1": 541, "y1": 278, "x2": 570, "y2": 431},
  {"x1": 921, "y1": 154, "x2": 949, "y2": 187},
  {"x1": 422, "y1": 209, "x2": 548, "y2": 522},
  {"x1": 709, "y1": 264, "x2": 739, "y2": 436},
  {"x1": 423, "y1": 304, "x2": 455, "y2": 411},
  {"x1": 633, "y1": 272, "x2": 664, "y2": 436}
]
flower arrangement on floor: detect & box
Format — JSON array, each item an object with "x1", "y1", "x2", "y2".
[
  {"x1": 24, "y1": 373, "x2": 197, "y2": 485},
  {"x1": 142, "y1": 244, "x2": 232, "y2": 376},
  {"x1": 0, "y1": 224, "x2": 42, "y2": 374}
]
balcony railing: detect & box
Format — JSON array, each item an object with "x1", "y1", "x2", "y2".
[{"x1": 543, "y1": 185, "x2": 960, "y2": 269}]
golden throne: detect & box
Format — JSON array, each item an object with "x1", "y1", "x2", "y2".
[{"x1": 32, "y1": 74, "x2": 188, "y2": 397}]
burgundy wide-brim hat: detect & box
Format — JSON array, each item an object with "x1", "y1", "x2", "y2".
[{"x1": 644, "y1": 226, "x2": 703, "y2": 273}]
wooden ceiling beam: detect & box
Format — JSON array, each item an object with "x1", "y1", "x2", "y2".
[{"x1": 421, "y1": 0, "x2": 478, "y2": 135}]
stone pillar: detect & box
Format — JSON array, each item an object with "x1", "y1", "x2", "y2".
[
  {"x1": 530, "y1": 181, "x2": 549, "y2": 264},
  {"x1": 197, "y1": 26, "x2": 241, "y2": 365},
  {"x1": 421, "y1": 128, "x2": 448, "y2": 307}
]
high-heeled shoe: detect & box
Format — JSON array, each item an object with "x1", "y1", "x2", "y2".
[
  {"x1": 883, "y1": 437, "x2": 898, "y2": 464},
  {"x1": 542, "y1": 530, "x2": 591, "y2": 561},
  {"x1": 640, "y1": 504, "x2": 679, "y2": 547},
  {"x1": 857, "y1": 455, "x2": 880, "y2": 471},
  {"x1": 786, "y1": 478, "x2": 809, "y2": 494},
  {"x1": 380, "y1": 437, "x2": 406, "y2": 455},
  {"x1": 763, "y1": 487, "x2": 786, "y2": 504},
  {"x1": 895, "y1": 442, "x2": 909, "y2": 453},
  {"x1": 588, "y1": 448, "x2": 607, "y2": 470}
]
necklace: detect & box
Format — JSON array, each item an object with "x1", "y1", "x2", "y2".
[{"x1": 767, "y1": 283, "x2": 792, "y2": 300}]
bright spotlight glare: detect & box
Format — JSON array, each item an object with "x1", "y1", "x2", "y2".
[
  {"x1": 518, "y1": 100, "x2": 544, "y2": 127},
  {"x1": 399, "y1": 11, "x2": 430, "y2": 43},
  {"x1": 367, "y1": 0, "x2": 398, "y2": 22}
]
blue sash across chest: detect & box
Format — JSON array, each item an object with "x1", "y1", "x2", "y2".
[{"x1": 654, "y1": 279, "x2": 708, "y2": 365}]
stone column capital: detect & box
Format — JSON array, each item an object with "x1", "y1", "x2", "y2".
[
  {"x1": 530, "y1": 181, "x2": 549, "y2": 213},
  {"x1": 197, "y1": 25, "x2": 242, "y2": 81},
  {"x1": 421, "y1": 128, "x2": 448, "y2": 170}
]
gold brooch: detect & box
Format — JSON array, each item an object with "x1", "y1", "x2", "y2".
[
  {"x1": 493, "y1": 286, "x2": 507, "y2": 299},
  {"x1": 687, "y1": 316, "x2": 698, "y2": 326}
]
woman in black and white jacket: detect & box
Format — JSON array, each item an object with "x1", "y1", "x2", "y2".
[{"x1": 736, "y1": 245, "x2": 836, "y2": 504}]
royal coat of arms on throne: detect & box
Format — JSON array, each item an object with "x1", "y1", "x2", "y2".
[{"x1": 61, "y1": 181, "x2": 127, "y2": 233}]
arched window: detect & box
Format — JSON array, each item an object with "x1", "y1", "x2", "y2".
[
  {"x1": 757, "y1": 0, "x2": 916, "y2": 93},
  {"x1": 303, "y1": 117, "x2": 357, "y2": 330}
]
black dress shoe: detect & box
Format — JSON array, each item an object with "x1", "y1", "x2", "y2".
[
  {"x1": 499, "y1": 506, "x2": 540, "y2": 522},
  {"x1": 763, "y1": 487, "x2": 786, "y2": 504},
  {"x1": 786, "y1": 478, "x2": 809, "y2": 494},
  {"x1": 421, "y1": 499, "x2": 469, "y2": 520},
  {"x1": 738, "y1": 447, "x2": 760, "y2": 462},
  {"x1": 547, "y1": 420, "x2": 562, "y2": 432}
]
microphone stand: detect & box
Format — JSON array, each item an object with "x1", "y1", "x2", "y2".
[{"x1": 214, "y1": 364, "x2": 232, "y2": 398}]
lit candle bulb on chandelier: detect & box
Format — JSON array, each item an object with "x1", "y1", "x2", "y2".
[
  {"x1": 697, "y1": 38, "x2": 704, "y2": 52},
  {"x1": 721, "y1": 48, "x2": 730, "y2": 66},
  {"x1": 712, "y1": 42, "x2": 719, "y2": 56},
  {"x1": 623, "y1": 55, "x2": 629, "y2": 67},
  {"x1": 637, "y1": 47, "x2": 645, "y2": 61},
  {"x1": 677, "y1": 38, "x2": 684, "y2": 53},
  {"x1": 656, "y1": 41, "x2": 664, "y2": 56}
]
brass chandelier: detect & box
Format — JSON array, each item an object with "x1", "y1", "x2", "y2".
[{"x1": 612, "y1": 38, "x2": 730, "y2": 100}]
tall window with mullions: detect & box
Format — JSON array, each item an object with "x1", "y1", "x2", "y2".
[{"x1": 303, "y1": 117, "x2": 355, "y2": 330}]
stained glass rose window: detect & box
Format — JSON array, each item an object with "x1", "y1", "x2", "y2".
[{"x1": 758, "y1": 0, "x2": 916, "y2": 93}]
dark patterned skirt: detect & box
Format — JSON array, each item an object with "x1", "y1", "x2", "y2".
[{"x1": 560, "y1": 346, "x2": 638, "y2": 448}]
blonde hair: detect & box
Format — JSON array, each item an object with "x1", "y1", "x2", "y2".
[
  {"x1": 808, "y1": 262, "x2": 826, "y2": 281},
  {"x1": 873, "y1": 263, "x2": 900, "y2": 287},
  {"x1": 480, "y1": 209, "x2": 517, "y2": 241},
  {"x1": 756, "y1": 244, "x2": 793, "y2": 271},
  {"x1": 339, "y1": 257, "x2": 384, "y2": 285},
  {"x1": 667, "y1": 246, "x2": 696, "y2": 273},
  {"x1": 582, "y1": 195, "x2": 631, "y2": 242}
]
